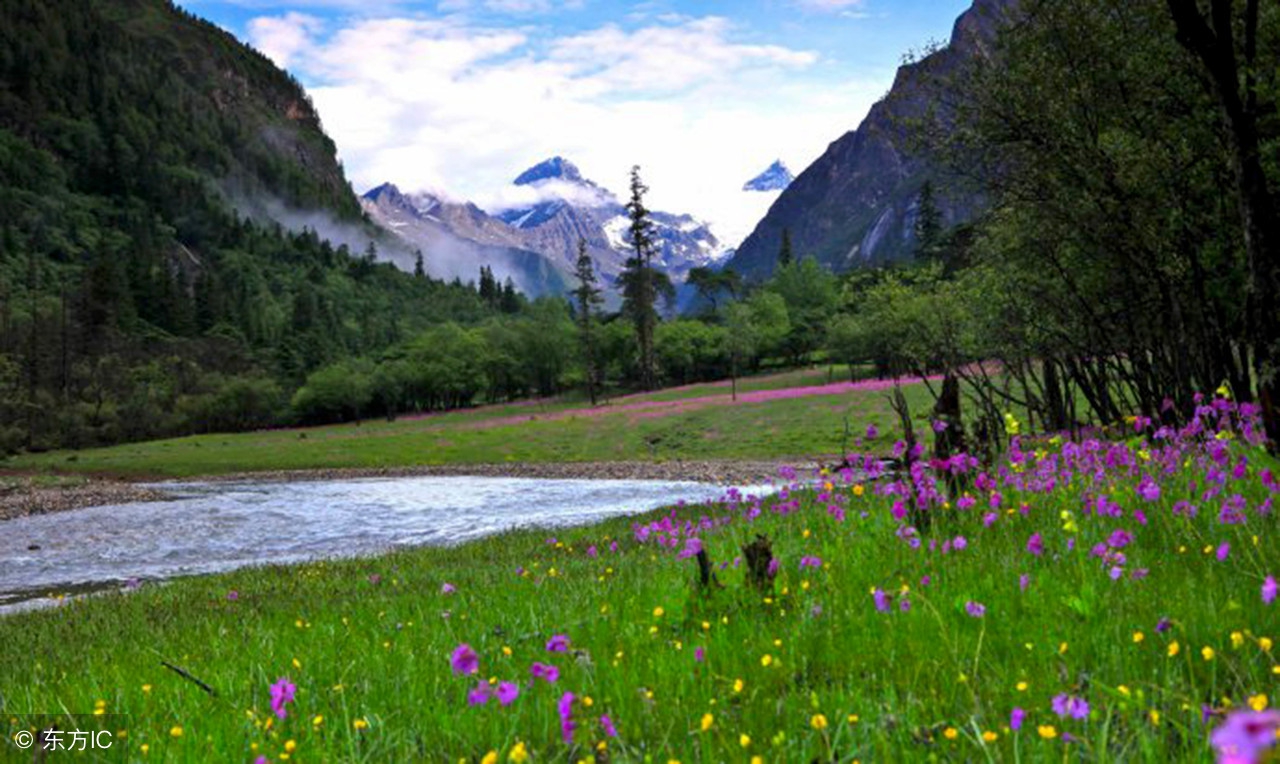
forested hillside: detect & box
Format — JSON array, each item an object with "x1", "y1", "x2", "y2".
[{"x1": 0, "y1": 0, "x2": 513, "y2": 451}]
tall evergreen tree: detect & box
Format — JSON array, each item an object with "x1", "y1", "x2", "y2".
[
  {"x1": 571, "y1": 238, "x2": 604, "y2": 405},
  {"x1": 621, "y1": 165, "x2": 661, "y2": 390},
  {"x1": 778, "y1": 227, "x2": 794, "y2": 268},
  {"x1": 414, "y1": 249, "x2": 425, "y2": 279},
  {"x1": 914, "y1": 180, "x2": 943, "y2": 262},
  {"x1": 500, "y1": 278, "x2": 521, "y2": 313}
]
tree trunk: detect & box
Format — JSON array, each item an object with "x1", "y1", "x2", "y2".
[{"x1": 1167, "y1": 0, "x2": 1280, "y2": 448}]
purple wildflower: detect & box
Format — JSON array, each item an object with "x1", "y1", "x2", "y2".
[
  {"x1": 450, "y1": 644, "x2": 479, "y2": 676},
  {"x1": 531, "y1": 662, "x2": 560, "y2": 684},
  {"x1": 496, "y1": 682, "x2": 519, "y2": 706},
  {"x1": 269, "y1": 678, "x2": 296, "y2": 720},
  {"x1": 873, "y1": 588, "x2": 891, "y2": 613},
  {"x1": 694, "y1": 646, "x2": 705, "y2": 662},
  {"x1": 600, "y1": 714, "x2": 617, "y2": 737},
  {"x1": 546, "y1": 634, "x2": 571, "y2": 653},
  {"x1": 1217, "y1": 543, "x2": 1230, "y2": 561},
  {"x1": 440, "y1": 582, "x2": 456, "y2": 594},
  {"x1": 226, "y1": 590, "x2": 239, "y2": 601},
  {"x1": 1263, "y1": 576, "x2": 1277, "y2": 605},
  {"x1": 1107, "y1": 529, "x2": 1134, "y2": 549},
  {"x1": 1155, "y1": 617, "x2": 1172, "y2": 633},
  {"x1": 799, "y1": 556, "x2": 823, "y2": 569},
  {"x1": 1138, "y1": 476, "x2": 1161, "y2": 502},
  {"x1": 1052, "y1": 694, "x2": 1090, "y2": 720},
  {"x1": 467, "y1": 682, "x2": 491, "y2": 706},
  {"x1": 1020, "y1": 573, "x2": 1030, "y2": 591},
  {"x1": 558, "y1": 691, "x2": 576, "y2": 744},
  {"x1": 866, "y1": 424, "x2": 879, "y2": 439},
  {"x1": 1210, "y1": 710, "x2": 1280, "y2": 764},
  {"x1": 1011, "y1": 707, "x2": 1026, "y2": 731},
  {"x1": 1027, "y1": 533, "x2": 1044, "y2": 556},
  {"x1": 965, "y1": 601, "x2": 986, "y2": 618}
]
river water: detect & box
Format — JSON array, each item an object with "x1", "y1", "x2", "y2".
[{"x1": 0, "y1": 476, "x2": 761, "y2": 610}]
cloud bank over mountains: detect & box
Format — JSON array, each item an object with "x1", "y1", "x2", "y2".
[{"x1": 244, "y1": 8, "x2": 889, "y2": 247}]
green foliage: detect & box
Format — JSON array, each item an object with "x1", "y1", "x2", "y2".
[{"x1": 767, "y1": 257, "x2": 837, "y2": 363}]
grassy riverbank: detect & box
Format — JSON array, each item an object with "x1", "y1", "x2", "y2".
[
  {"x1": 3, "y1": 399, "x2": 1278, "y2": 762},
  {"x1": 1, "y1": 370, "x2": 933, "y2": 479}
]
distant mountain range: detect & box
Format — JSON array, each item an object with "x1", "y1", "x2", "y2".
[
  {"x1": 725, "y1": 0, "x2": 1011, "y2": 279},
  {"x1": 363, "y1": 157, "x2": 732, "y2": 298}
]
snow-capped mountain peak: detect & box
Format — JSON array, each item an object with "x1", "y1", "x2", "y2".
[
  {"x1": 513, "y1": 156, "x2": 584, "y2": 186},
  {"x1": 742, "y1": 160, "x2": 795, "y2": 192}
]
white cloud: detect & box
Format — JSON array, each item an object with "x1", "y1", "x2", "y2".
[
  {"x1": 248, "y1": 12, "x2": 884, "y2": 247},
  {"x1": 246, "y1": 12, "x2": 324, "y2": 69}
]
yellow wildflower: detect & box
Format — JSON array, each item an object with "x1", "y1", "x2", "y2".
[
  {"x1": 811, "y1": 714, "x2": 828, "y2": 731},
  {"x1": 1037, "y1": 725, "x2": 1057, "y2": 740},
  {"x1": 700, "y1": 713, "x2": 714, "y2": 732}
]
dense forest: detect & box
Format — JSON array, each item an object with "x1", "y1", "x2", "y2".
[{"x1": 0, "y1": 0, "x2": 527, "y2": 451}]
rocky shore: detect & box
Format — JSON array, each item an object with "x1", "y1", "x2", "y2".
[
  {"x1": 198, "y1": 459, "x2": 813, "y2": 487},
  {"x1": 0, "y1": 477, "x2": 172, "y2": 522},
  {"x1": 0, "y1": 459, "x2": 820, "y2": 521}
]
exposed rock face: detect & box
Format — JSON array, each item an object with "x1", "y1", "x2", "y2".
[
  {"x1": 726, "y1": 0, "x2": 1013, "y2": 279},
  {"x1": 361, "y1": 184, "x2": 568, "y2": 297}
]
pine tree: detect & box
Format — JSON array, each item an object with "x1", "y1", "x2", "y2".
[
  {"x1": 620, "y1": 165, "x2": 660, "y2": 390},
  {"x1": 914, "y1": 180, "x2": 943, "y2": 262},
  {"x1": 571, "y1": 238, "x2": 604, "y2": 405},
  {"x1": 500, "y1": 278, "x2": 521, "y2": 313},
  {"x1": 414, "y1": 249, "x2": 425, "y2": 279},
  {"x1": 778, "y1": 227, "x2": 794, "y2": 268}
]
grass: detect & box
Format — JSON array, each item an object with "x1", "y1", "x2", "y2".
[
  {"x1": 2, "y1": 404, "x2": 1278, "y2": 761},
  {"x1": 1, "y1": 370, "x2": 932, "y2": 479}
]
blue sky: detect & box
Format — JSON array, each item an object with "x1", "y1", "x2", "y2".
[{"x1": 177, "y1": 0, "x2": 971, "y2": 245}]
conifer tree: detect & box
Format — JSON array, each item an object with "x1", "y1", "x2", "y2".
[
  {"x1": 571, "y1": 238, "x2": 604, "y2": 405},
  {"x1": 620, "y1": 165, "x2": 661, "y2": 390},
  {"x1": 914, "y1": 180, "x2": 943, "y2": 262},
  {"x1": 778, "y1": 227, "x2": 794, "y2": 268}
]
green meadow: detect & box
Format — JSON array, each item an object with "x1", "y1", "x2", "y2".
[
  {"x1": 1, "y1": 370, "x2": 932, "y2": 479},
  {"x1": 2, "y1": 403, "x2": 1278, "y2": 762}
]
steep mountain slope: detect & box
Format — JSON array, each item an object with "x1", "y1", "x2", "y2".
[
  {"x1": 0, "y1": 0, "x2": 502, "y2": 451},
  {"x1": 726, "y1": 0, "x2": 1011, "y2": 278}
]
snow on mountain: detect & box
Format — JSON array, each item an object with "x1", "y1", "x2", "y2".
[
  {"x1": 363, "y1": 158, "x2": 736, "y2": 297},
  {"x1": 742, "y1": 160, "x2": 795, "y2": 192}
]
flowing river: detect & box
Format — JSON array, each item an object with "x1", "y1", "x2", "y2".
[{"x1": 0, "y1": 476, "x2": 765, "y2": 611}]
